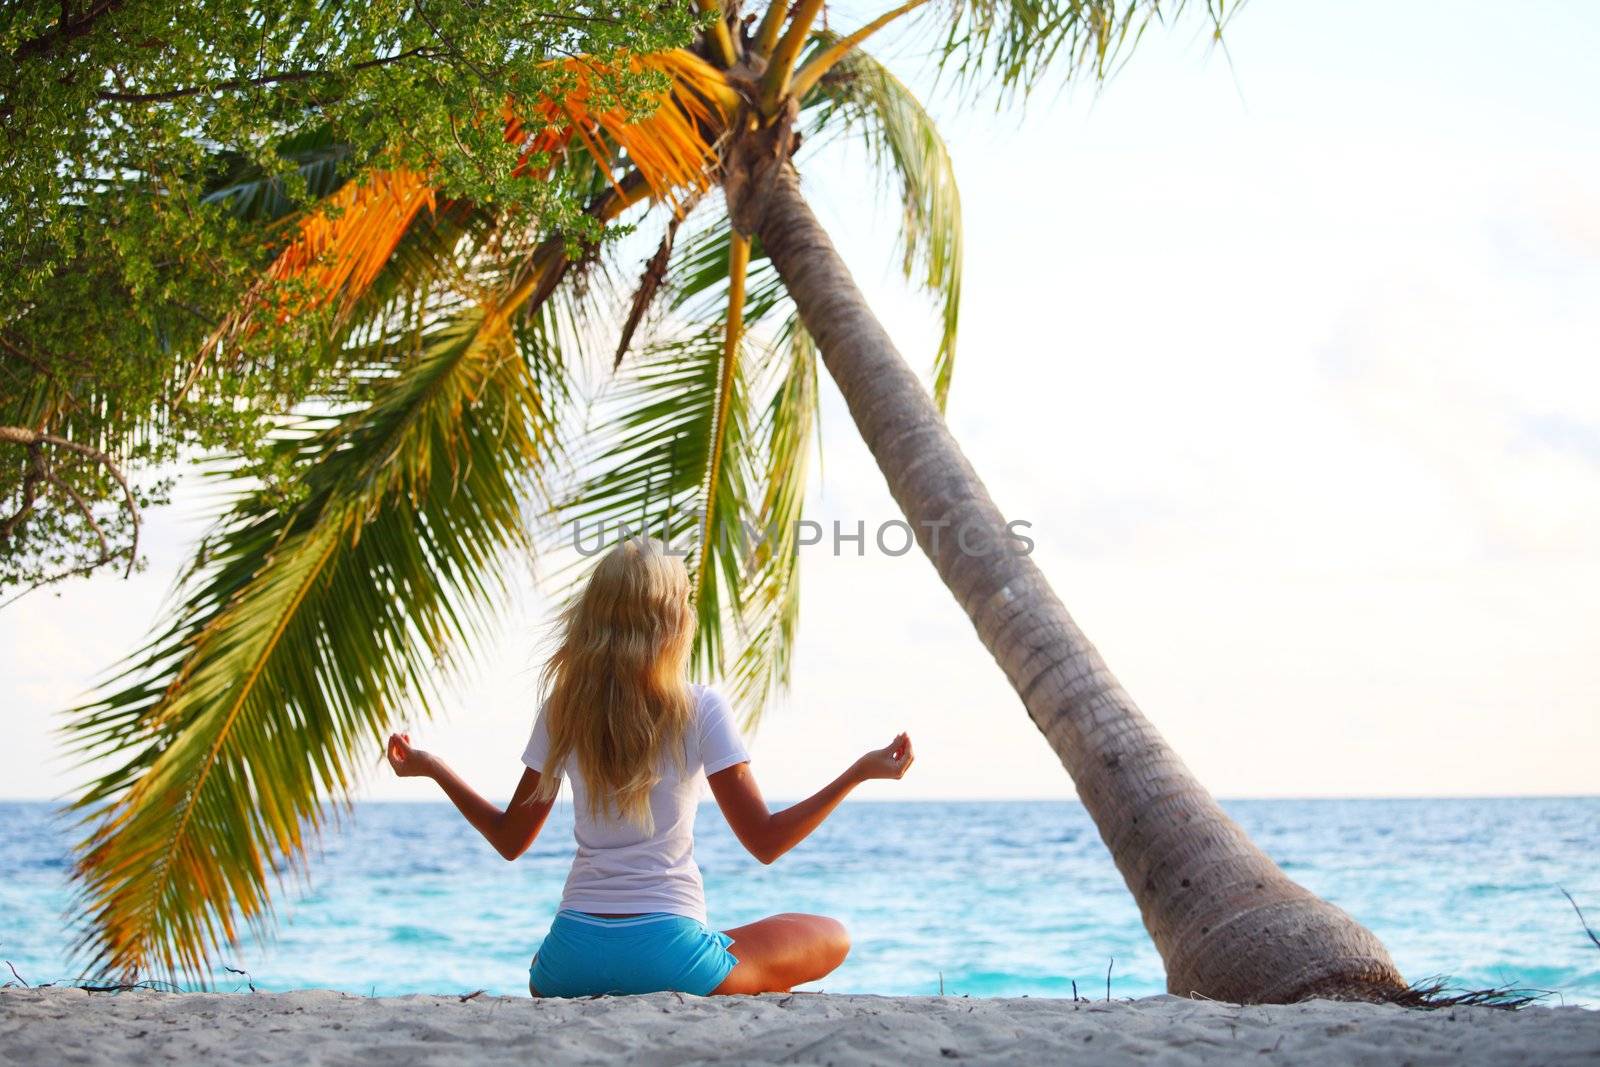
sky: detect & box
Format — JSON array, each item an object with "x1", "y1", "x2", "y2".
[{"x1": 3, "y1": 0, "x2": 1597, "y2": 802}]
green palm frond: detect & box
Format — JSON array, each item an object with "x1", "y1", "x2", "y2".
[
  {"x1": 202, "y1": 127, "x2": 352, "y2": 223},
  {"x1": 937, "y1": 0, "x2": 1227, "y2": 100},
  {"x1": 697, "y1": 232, "x2": 751, "y2": 655},
  {"x1": 805, "y1": 40, "x2": 962, "y2": 409},
  {"x1": 63, "y1": 297, "x2": 561, "y2": 983},
  {"x1": 555, "y1": 204, "x2": 819, "y2": 721},
  {"x1": 670, "y1": 221, "x2": 789, "y2": 327},
  {"x1": 558, "y1": 321, "x2": 755, "y2": 674},
  {"x1": 727, "y1": 314, "x2": 817, "y2": 719},
  {"x1": 666, "y1": 214, "x2": 819, "y2": 718}
]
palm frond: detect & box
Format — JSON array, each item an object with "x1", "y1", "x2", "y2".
[
  {"x1": 202, "y1": 126, "x2": 352, "y2": 223},
  {"x1": 789, "y1": 0, "x2": 933, "y2": 101},
  {"x1": 669, "y1": 214, "x2": 790, "y2": 327},
  {"x1": 726, "y1": 315, "x2": 817, "y2": 720},
  {"x1": 311, "y1": 168, "x2": 640, "y2": 402},
  {"x1": 936, "y1": 0, "x2": 1226, "y2": 101},
  {"x1": 759, "y1": 0, "x2": 829, "y2": 113},
  {"x1": 805, "y1": 42, "x2": 962, "y2": 409},
  {"x1": 330, "y1": 198, "x2": 498, "y2": 364},
  {"x1": 664, "y1": 215, "x2": 817, "y2": 708},
  {"x1": 695, "y1": 232, "x2": 750, "y2": 613},
  {"x1": 64, "y1": 292, "x2": 561, "y2": 984},
  {"x1": 507, "y1": 51, "x2": 732, "y2": 207},
  {"x1": 179, "y1": 167, "x2": 440, "y2": 391},
  {"x1": 614, "y1": 192, "x2": 704, "y2": 369},
  {"x1": 266, "y1": 168, "x2": 440, "y2": 318},
  {"x1": 557, "y1": 322, "x2": 755, "y2": 677},
  {"x1": 557, "y1": 206, "x2": 819, "y2": 725}
]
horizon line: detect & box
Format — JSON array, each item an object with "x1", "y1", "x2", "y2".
[{"x1": 3, "y1": 792, "x2": 1597, "y2": 806}]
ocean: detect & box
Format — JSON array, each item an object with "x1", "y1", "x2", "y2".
[{"x1": 2, "y1": 798, "x2": 1596, "y2": 1004}]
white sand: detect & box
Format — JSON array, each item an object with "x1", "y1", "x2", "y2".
[{"x1": 2, "y1": 986, "x2": 1597, "y2": 1065}]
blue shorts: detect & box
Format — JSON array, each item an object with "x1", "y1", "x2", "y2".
[{"x1": 529, "y1": 910, "x2": 739, "y2": 998}]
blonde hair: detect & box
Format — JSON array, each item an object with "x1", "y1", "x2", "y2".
[{"x1": 532, "y1": 538, "x2": 695, "y2": 829}]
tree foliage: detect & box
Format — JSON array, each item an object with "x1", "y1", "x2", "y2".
[{"x1": 0, "y1": 0, "x2": 700, "y2": 592}]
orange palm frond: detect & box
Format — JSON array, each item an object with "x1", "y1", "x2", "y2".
[
  {"x1": 505, "y1": 50, "x2": 732, "y2": 206},
  {"x1": 177, "y1": 168, "x2": 438, "y2": 395},
  {"x1": 266, "y1": 168, "x2": 438, "y2": 317}
]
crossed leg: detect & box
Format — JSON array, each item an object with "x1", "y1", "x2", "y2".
[{"x1": 711, "y1": 913, "x2": 850, "y2": 995}]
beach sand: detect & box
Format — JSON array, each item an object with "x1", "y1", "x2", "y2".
[{"x1": 2, "y1": 986, "x2": 1596, "y2": 1065}]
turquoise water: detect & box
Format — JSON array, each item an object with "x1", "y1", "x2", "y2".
[{"x1": 2, "y1": 798, "x2": 1596, "y2": 1004}]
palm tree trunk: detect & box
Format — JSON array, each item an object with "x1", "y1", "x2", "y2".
[{"x1": 732, "y1": 157, "x2": 1407, "y2": 1004}]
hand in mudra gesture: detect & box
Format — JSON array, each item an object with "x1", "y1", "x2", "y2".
[
  {"x1": 854, "y1": 732, "x2": 915, "y2": 782},
  {"x1": 386, "y1": 732, "x2": 435, "y2": 778}
]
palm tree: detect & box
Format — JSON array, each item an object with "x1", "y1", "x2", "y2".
[{"x1": 67, "y1": 0, "x2": 1408, "y2": 1003}]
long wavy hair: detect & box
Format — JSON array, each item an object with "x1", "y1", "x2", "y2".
[{"x1": 531, "y1": 537, "x2": 695, "y2": 829}]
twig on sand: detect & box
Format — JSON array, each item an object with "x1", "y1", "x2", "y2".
[
  {"x1": 221, "y1": 963, "x2": 257, "y2": 993},
  {"x1": 1560, "y1": 887, "x2": 1600, "y2": 953},
  {"x1": 74, "y1": 980, "x2": 182, "y2": 994},
  {"x1": 459, "y1": 989, "x2": 487, "y2": 1003},
  {"x1": 1071, "y1": 979, "x2": 1079, "y2": 1003},
  {"x1": 1106, "y1": 958, "x2": 1114, "y2": 1002},
  {"x1": 5, "y1": 961, "x2": 29, "y2": 987}
]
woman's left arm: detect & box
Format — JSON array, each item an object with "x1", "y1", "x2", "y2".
[{"x1": 386, "y1": 733, "x2": 554, "y2": 861}]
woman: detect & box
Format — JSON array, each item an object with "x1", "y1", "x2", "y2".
[{"x1": 385, "y1": 537, "x2": 914, "y2": 997}]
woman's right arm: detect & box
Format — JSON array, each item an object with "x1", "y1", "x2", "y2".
[
  {"x1": 387, "y1": 732, "x2": 555, "y2": 861},
  {"x1": 707, "y1": 733, "x2": 913, "y2": 865}
]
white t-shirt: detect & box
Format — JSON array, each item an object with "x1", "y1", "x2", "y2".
[{"x1": 521, "y1": 684, "x2": 749, "y2": 923}]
